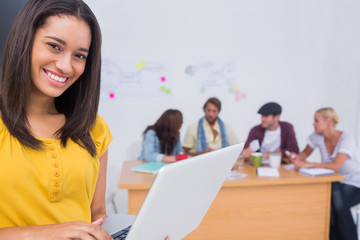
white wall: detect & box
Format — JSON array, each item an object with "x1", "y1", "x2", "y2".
[{"x1": 83, "y1": 0, "x2": 360, "y2": 167}]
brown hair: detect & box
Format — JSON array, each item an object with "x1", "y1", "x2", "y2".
[
  {"x1": 203, "y1": 97, "x2": 221, "y2": 112},
  {"x1": 316, "y1": 107, "x2": 339, "y2": 127},
  {"x1": 0, "y1": 0, "x2": 102, "y2": 156},
  {"x1": 144, "y1": 109, "x2": 183, "y2": 155}
]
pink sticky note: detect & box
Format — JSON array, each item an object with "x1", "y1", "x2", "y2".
[
  {"x1": 160, "y1": 76, "x2": 166, "y2": 82},
  {"x1": 109, "y1": 93, "x2": 115, "y2": 99}
]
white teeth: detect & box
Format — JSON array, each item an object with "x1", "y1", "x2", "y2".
[{"x1": 47, "y1": 71, "x2": 67, "y2": 83}]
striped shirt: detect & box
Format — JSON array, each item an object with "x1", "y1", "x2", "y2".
[{"x1": 307, "y1": 132, "x2": 360, "y2": 188}]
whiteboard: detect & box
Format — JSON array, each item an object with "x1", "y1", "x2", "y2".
[{"x1": 83, "y1": 0, "x2": 360, "y2": 167}]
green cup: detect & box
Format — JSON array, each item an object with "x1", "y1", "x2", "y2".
[{"x1": 251, "y1": 152, "x2": 263, "y2": 168}]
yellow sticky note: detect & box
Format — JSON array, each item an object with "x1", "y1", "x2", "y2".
[{"x1": 136, "y1": 60, "x2": 146, "y2": 69}]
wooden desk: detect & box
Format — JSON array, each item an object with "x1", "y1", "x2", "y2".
[{"x1": 118, "y1": 161, "x2": 343, "y2": 240}]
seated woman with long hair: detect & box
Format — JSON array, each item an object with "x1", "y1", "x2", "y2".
[
  {"x1": 138, "y1": 109, "x2": 184, "y2": 163},
  {"x1": 291, "y1": 107, "x2": 360, "y2": 240}
]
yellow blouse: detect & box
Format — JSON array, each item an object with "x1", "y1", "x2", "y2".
[{"x1": 0, "y1": 115, "x2": 112, "y2": 227}]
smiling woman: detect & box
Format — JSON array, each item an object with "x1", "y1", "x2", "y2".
[
  {"x1": 0, "y1": 0, "x2": 114, "y2": 239},
  {"x1": 30, "y1": 15, "x2": 91, "y2": 99}
]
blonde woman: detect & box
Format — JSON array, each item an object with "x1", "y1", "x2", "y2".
[{"x1": 292, "y1": 107, "x2": 360, "y2": 240}]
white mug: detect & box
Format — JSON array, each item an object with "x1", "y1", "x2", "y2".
[{"x1": 269, "y1": 154, "x2": 281, "y2": 168}]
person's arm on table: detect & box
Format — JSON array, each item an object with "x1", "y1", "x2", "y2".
[
  {"x1": 242, "y1": 127, "x2": 261, "y2": 161},
  {"x1": 295, "y1": 152, "x2": 347, "y2": 172},
  {"x1": 183, "y1": 147, "x2": 214, "y2": 156},
  {"x1": 162, "y1": 155, "x2": 176, "y2": 163},
  {"x1": 241, "y1": 147, "x2": 253, "y2": 160},
  {"x1": 291, "y1": 145, "x2": 312, "y2": 169},
  {"x1": 292, "y1": 144, "x2": 347, "y2": 172},
  {"x1": 242, "y1": 138, "x2": 261, "y2": 161}
]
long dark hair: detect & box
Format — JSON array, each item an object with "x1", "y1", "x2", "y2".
[
  {"x1": 144, "y1": 109, "x2": 183, "y2": 155},
  {"x1": 0, "y1": 0, "x2": 102, "y2": 156}
]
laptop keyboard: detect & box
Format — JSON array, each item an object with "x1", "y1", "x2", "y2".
[{"x1": 112, "y1": 225, "x2": 132, "y2": 240}]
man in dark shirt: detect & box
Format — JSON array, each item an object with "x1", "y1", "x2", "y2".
[{"x1": 242, "y1": 102, "x2": 299, "y2": 162}]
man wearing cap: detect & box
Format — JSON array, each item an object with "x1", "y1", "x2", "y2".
[
  {"x1": 182, "y1": 97, "x2": 238, "y2": 156},
  {"x1": 242, "y1": 102, "x2": 299, "y2": 161}
]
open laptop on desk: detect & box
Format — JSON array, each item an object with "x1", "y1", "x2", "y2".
[{"x1": 102, "y1": 143, "x2": 244, "y2": 240}]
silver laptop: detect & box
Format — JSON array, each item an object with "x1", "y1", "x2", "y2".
[{"x1": 103, "y1": 143, "x2": 244, "y2": 240}]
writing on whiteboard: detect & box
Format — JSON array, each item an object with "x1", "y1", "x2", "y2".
[
  {"x1": 101, "y1": 58, "x2": 173, "y2": 100},
  {"x1": 185, "y1": 61, "x2": 247, "y2": 102}
]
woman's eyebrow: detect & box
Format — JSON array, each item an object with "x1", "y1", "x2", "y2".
[
  {"x1": 45, "y1": 36, "x2": 66, "y2": 45},
  {"x1": 45, "y1": 36, "x2": 89, "y2": 53},
  {"x1": 79, "y1": 47, "x2": 89, "y2": 53}
]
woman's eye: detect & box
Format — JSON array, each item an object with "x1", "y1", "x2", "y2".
[
  {"x1": 47, "y1": 43, "x2": 61, "y2": 51},
  {"x1": 75, "y1": 54, "x2": 87, "y2": 60}
]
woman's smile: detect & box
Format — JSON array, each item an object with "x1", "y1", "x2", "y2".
[{"x1": 43, "y1": 69, "x2": 70, "y2": 87}]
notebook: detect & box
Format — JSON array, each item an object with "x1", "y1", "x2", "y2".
[
  {"x1": 299, "y1": 167, "x2": 335, "y2": 177},
  {"x1": 130, "y1": 162, "x2": 168, "y2": 174},
  {"x1": 257, "y1": 167, "x2": 280, "y2": 177},
  {"x1": 102, "y1": 143, "x2": 244, "y2": 240}
]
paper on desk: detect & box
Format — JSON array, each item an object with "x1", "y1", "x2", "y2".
[
  {"x1": 283, "y1": 163, "x2": 295, "y2": 170},
  {"x1": 257, "y1": 167, "x2": 280, "y2": 177},
  {"x1": 299, "y1": 168, "x2": 335, "y2": 177},
  {"x1": 227, "y1": 171, "x2": 247, "y2": 180}
]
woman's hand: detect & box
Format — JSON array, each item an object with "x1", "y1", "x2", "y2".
[
  {"x1": 162, "y1": 156, "x2": 177, "y2": 163},
  {"x1": 19, "y1": 219, "x2": 113, "y2": 240},
  {"x1": 293, "y1": 159, "x2": 314, "y2": 170},
  {"x1": 293, "y1": 159, "x2": 304, "y2": 170}
]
